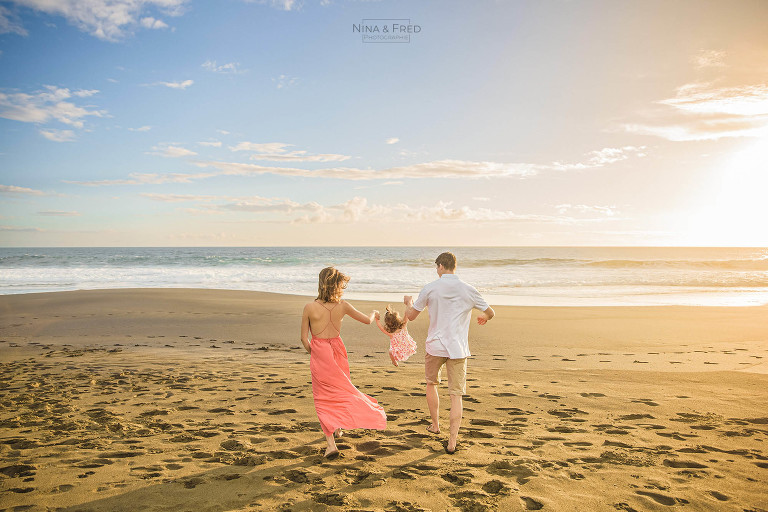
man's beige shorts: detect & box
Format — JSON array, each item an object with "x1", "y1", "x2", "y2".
[{"x1": 424, "y1": 353, "x2": 467, "y2": 395}]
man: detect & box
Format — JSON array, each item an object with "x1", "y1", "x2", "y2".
[{"x1": 404, "y1": 251, "x2": 495, "y2": 454}]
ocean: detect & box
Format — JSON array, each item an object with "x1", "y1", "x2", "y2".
[{"x1": 1, "y1": 247, "x2": 768, "y2": 306}]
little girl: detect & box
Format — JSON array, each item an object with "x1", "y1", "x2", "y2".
[{"x1": 375, "y1": 305, "x2": 417, "y2": 367}]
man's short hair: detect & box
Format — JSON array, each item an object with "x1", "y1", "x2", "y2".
[{"x1": 435, "y1": 252, "x2": 456, "y2": 271}]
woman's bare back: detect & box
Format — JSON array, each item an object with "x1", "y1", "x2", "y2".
[{"x1": 308, "y1": 300, "x2": 346, "y2": 338}]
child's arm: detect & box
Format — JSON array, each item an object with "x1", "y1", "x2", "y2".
[{"x1": 375, "y1": 316, "x2": 390, "y2": 336}]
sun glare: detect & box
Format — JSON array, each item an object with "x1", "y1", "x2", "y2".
[{"x1": 699, "y1": 137, "x2": 768, "y2": 246}]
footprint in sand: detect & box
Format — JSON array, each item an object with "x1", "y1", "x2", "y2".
[
  {"x1": 470, "y1": 418, "x2": 502, "y2": 426},
  {"x1": 284, "y1": 469, "x2": 310, "y2": 484},
  {"x1": 521, "y1": 496, "x2": 544, "y2": 510},
  {"x1": 636, "y1": 490, "x2": 688, "y2": 506},
  {"x1": 441, "y1": 471, "x2": 472, "y2": 486},
  {"x1": 663, "y1": 459, "x2": 708, "y2": 469},
  {"x1": 708, "y1": 490, "x2": 729, "y2": 501},
  {"x1": 481, "y1": 479, "x2": 509, "y2": 495}
]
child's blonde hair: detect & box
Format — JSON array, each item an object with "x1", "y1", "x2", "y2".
[
  {"x1": 383, "y1": 304, "x2": 406, "y2": 333},
  {"x1": 316, "y1": 266, "x2": 349, "y2": 303}
]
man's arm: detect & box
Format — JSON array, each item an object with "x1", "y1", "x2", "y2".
[
  {"x1": 477, "y1": 306, "x2": 495, "y2": 325},
  {"x1": 404, "y1": 295, "x2": 421, "y2": 321}
]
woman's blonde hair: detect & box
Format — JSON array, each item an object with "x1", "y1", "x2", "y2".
[
  {"x1": 383, "y1": 304, "x2": 406, "y2": 333},
  {"x1": 316, "y1": 267, "x2": 349, "y2": 303}
]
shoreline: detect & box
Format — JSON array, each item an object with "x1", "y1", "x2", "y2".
[{"x1": 3, "y1": 286, "x2": 768, "y2": 308}]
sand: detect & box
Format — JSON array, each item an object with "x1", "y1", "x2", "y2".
[{"x1": 1, "y1": 288, "x2": 767, "y2": 511}]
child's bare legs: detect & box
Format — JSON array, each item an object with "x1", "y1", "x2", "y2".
[
  {"x1": 426, "y1": 383, "x2": 440, "y2": 433},
  {"x1": 389, "y1": 350, "x2": 399, "y2": 367}
]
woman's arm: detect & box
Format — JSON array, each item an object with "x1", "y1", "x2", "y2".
[
  {"x1": 343, "y1": 301, "x2": 377, "y2": 325},
  {"x1": 300, "y1": 304, "x2": 312, "y2": 353}
]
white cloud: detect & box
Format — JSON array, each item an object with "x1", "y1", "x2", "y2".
[
  {"x1": 150, "y1": 144, "x2": 197, "y2": 158},
  {"x1": 153, "y1": 79, "x2": 194, "y2": 89},
  {"x1": 0, "y1": 225, "x2": 45, "y2": 232},
  {"x1": 624, "y1": 82, "x2": 768, "y2": 141},
  {"x1": 64, "y1": 170, "x2": 218, "y2": 186},
  {"x1": 141, "y1": 193, "x2": 221, "y2": 202},
  {"x1": 550, "y1": 146, "x2": 647, "y2": 171},
  {"x1": 67, "y1": 145, "x2": 647, "y2": 186},
  {"x1": 140, "y1": 16, "x2": 168, "y2": 29},
  {"x1": 0, "y1": 184, "x2": 47, "y2": 195},
  {"x1": 661, "y1": 83, "x2": 768, "y2": 117},
  {"x1": 0, "y1": 5, "x2": 27, "y2": 35},
  {"x1": 6, "y1": 0, "x2": 186, "y2": 41},
  {"x1": 245, "y1": 0, "x2": 301, "y2": 11},
  {"x1": 230, "y1": 141, "x2": 351, "y2": 162},
  {"x1": 555, "y1": 204, "x2": 617, "y2": 216},
  {"x1": 38, "y1": 210, "x2": 80, "y2": 216},
  {"x1": 0, "y1": 85, "x2": 106, "y2": 129},
  {"x1": 694, "y1": 50, "x2": 726, "y2": 70},
  {"x1": 231, "y1": 142, "x2": 291, "y2": 153},
  {"x1": 39, "y1": 128, "x2": 76, "y2": 142},
  {"x1": 272, "y1": 74, "x2": 298, "y2": 89},
  {"x1": 196, "y1": 158, "x2": 537, "y2": 180},
  {"x1": 198, "y1": 140, "x2": 222, "y2": 147},
  {"x1": 202, "y1": 60, "x2": 242, "y2": 74},
  {"x1": 386, "y1": 137, "x2": 399, "y2": 145},
  {"x1": 129, "y1": 125, "x2": 152, "y2": 132},
  {"x1": 141, "y1": 192, "x2": 622, "y2": 227}
]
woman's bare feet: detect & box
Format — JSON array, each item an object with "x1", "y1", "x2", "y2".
[
  {"x1": 388, "y1": 351, "x2": 399, "y2": 367},
  {"x1": 325, "y1": 432, "x2": 340, "y2": 458},
  {"x1": 426, "y1": 424, "x2": 440, "y2": 434},
  {"x1": 333, "y1": 428, "x2": 343, "y2": 439}
]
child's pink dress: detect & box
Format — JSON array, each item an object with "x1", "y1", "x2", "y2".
[{"x1": 388, "y1": 326, "x2": 417, "y2": 362}]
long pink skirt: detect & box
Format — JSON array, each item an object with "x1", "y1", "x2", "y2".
[{"x1": 310, "y1": 336, "x2": 387, "y2": 436}]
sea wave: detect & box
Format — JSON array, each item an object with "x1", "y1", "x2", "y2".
[{"x1": 585, "y1": 259, "x2": 768, "y2": 271}]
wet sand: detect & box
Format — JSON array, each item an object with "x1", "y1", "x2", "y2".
[{"x1": 1, "y1": 289, "x2": 767, "y2": 511}]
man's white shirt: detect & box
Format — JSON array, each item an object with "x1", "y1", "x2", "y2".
[{"x1": 412, "y1": 274, "x2": 489, "y2": 359}]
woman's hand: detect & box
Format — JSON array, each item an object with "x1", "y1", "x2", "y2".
[{"x1": 374, "y1": 310, "x2": 381, "y2": 320}]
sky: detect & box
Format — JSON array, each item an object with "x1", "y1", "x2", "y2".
[{"x1": 1, "y1": 0, "x2": 768, "y2": 247}]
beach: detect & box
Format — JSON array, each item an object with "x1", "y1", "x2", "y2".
[{"x1": 1, "y1": 288, "x2": 767, "y2": 511}]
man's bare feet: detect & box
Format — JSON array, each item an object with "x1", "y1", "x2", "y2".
[
  {"x1": 388, "y1": 351, "x2": 399, "y2": 367},
  {"x1": 445, "y1": 440, "x2": 458, "y2": 454}
]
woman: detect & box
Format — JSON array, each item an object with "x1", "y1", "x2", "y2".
[{"x1": 300, "y1": 266, "x2": 387, "y2": 458}]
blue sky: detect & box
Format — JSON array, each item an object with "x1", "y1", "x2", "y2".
[{"x1": 2, "y1": 0, "x2": 768, "y2": 246}]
